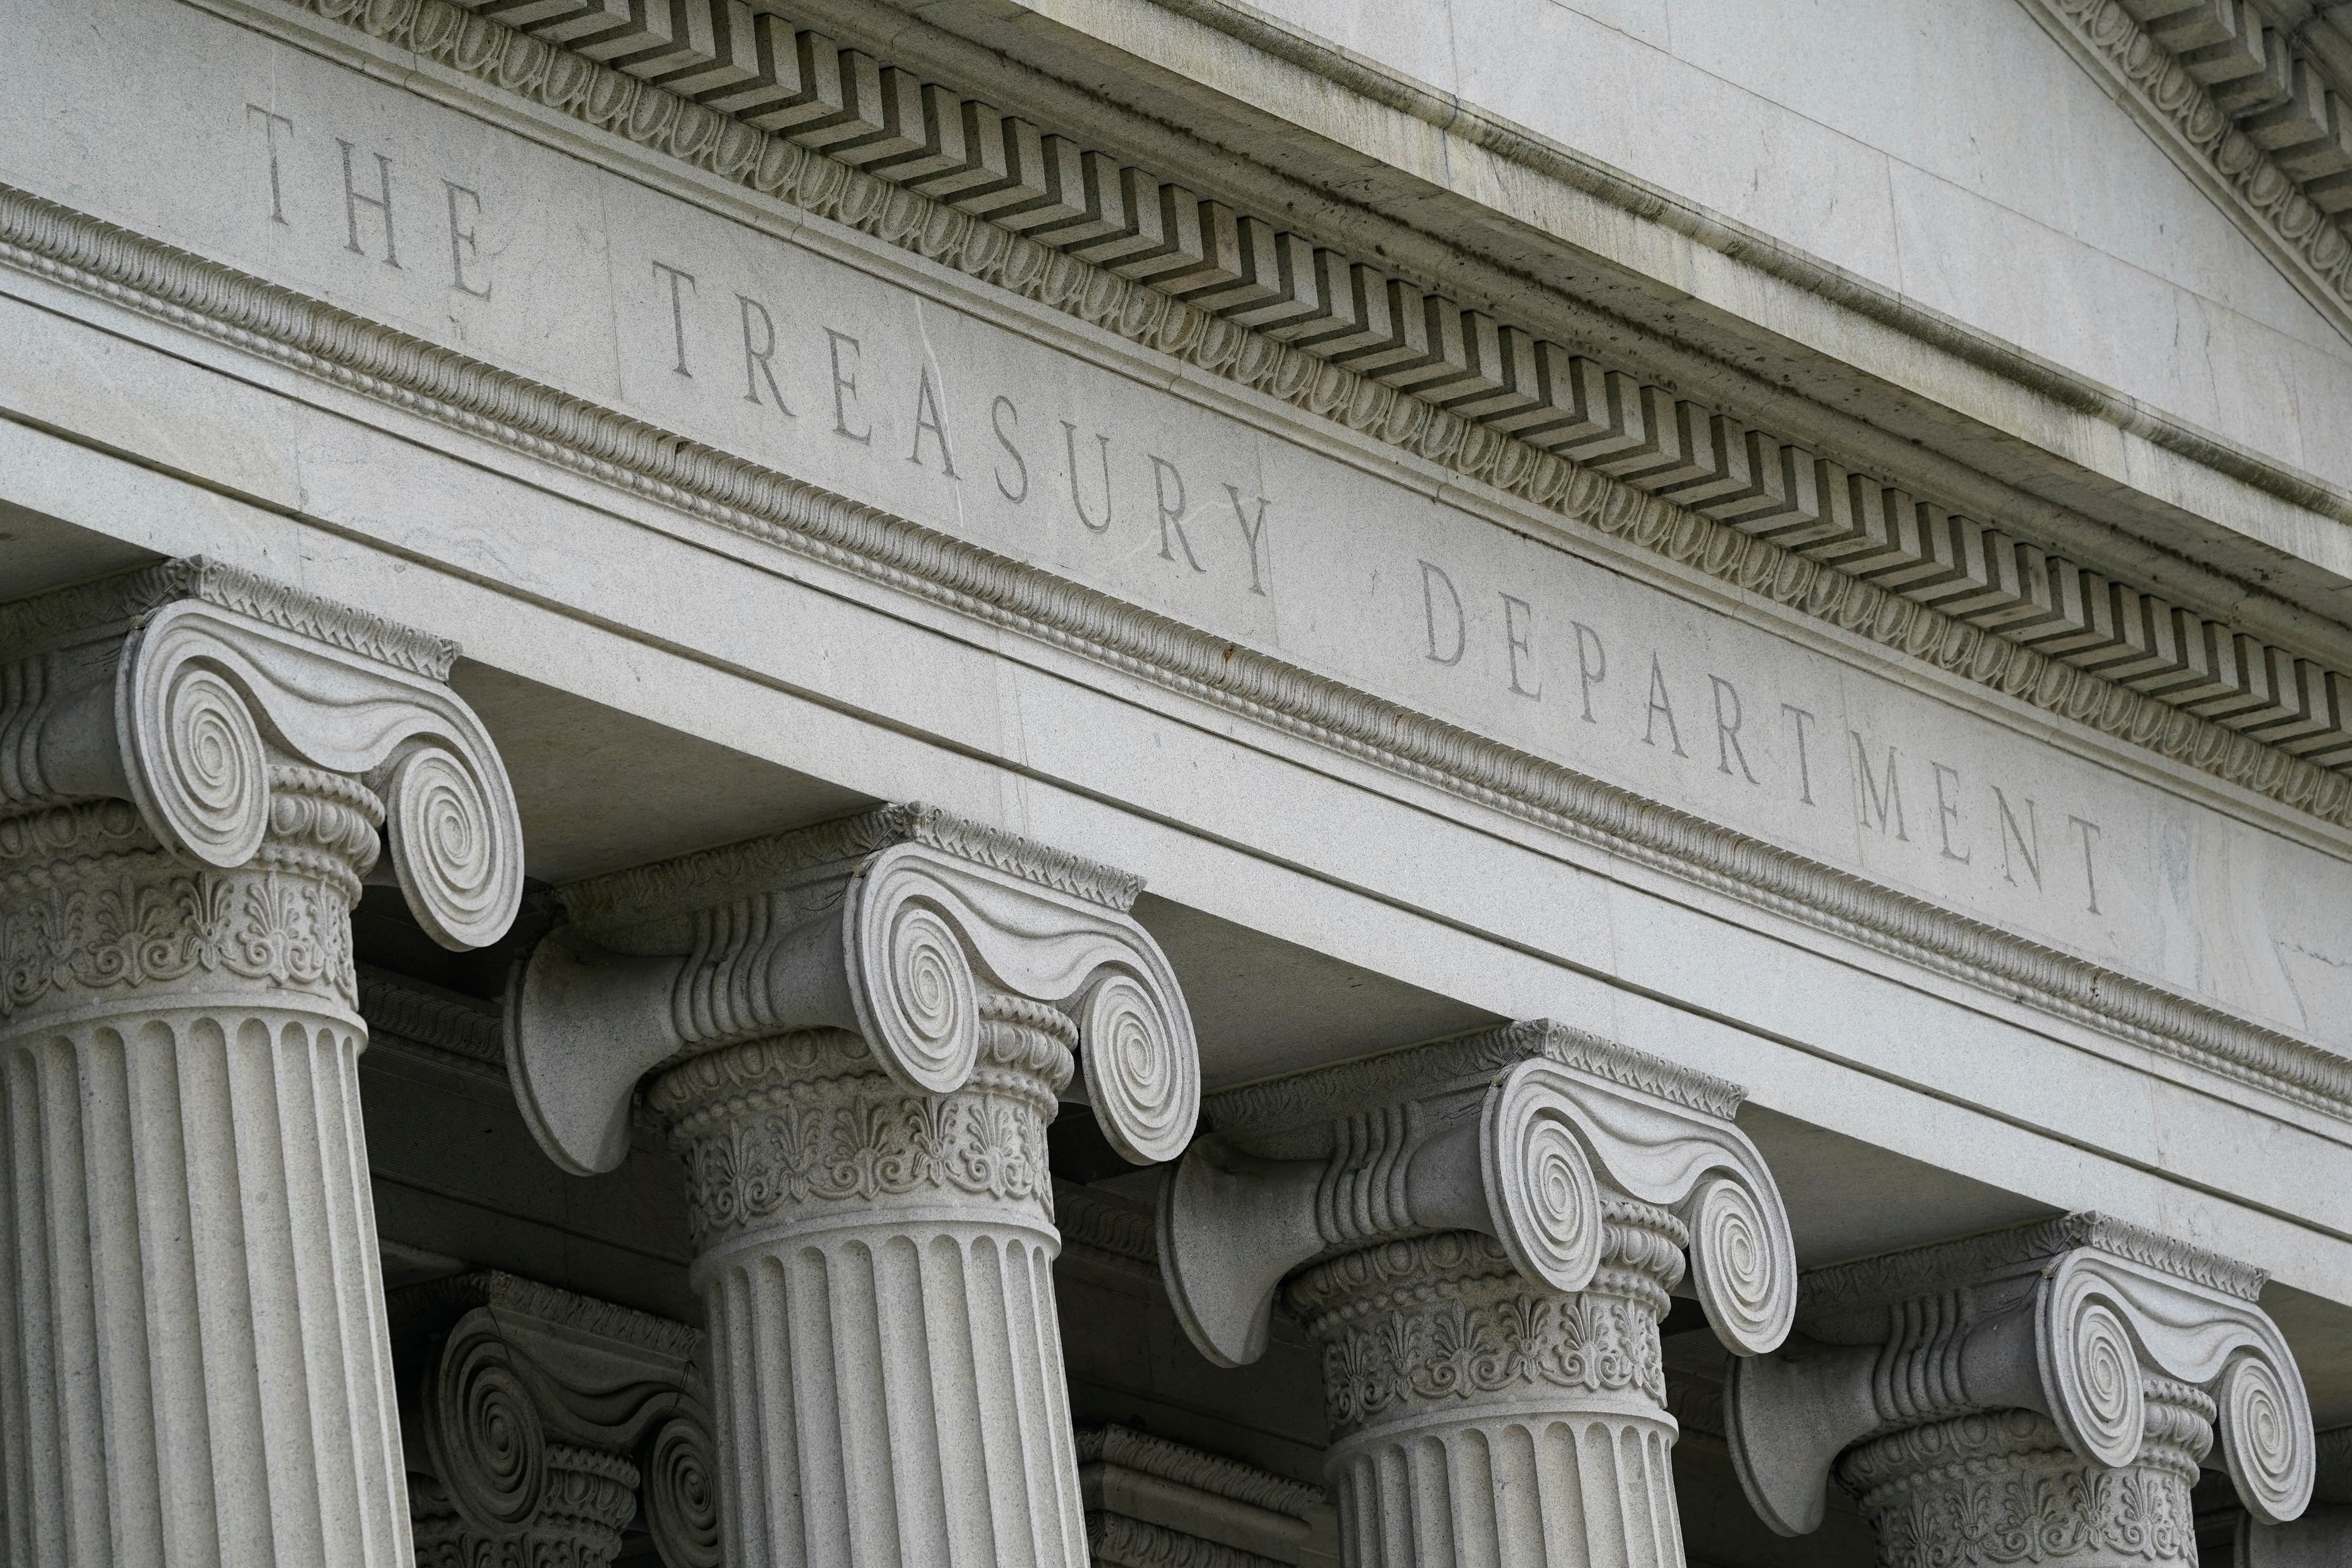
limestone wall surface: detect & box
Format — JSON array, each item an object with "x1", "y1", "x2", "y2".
[{"x1": 1247, "y1": 0, "x2": 2352, "y2": 493}]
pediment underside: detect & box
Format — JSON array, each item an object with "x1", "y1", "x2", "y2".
[{"x1": 2021, "y1": 0, "x2": 2352, "y2": 343}]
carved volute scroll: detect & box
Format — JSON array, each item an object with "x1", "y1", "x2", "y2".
[
  {"x1": 0, "y1": 557, "x2": 524, "y2": 971},
  {"x1": 1723, "y1": 1213, "x2": 2317, "y2": 1567},
  {"x1": 1158, "y1": 1019, "x2": 1795, "y2": 1370},
  {"x1": 391, "y1": 1271, "x2": 722, "y2": 1568},
  {"x1": 507, "y1": 803, "x2": 1198, "y2": 1176},
  {"x1": 0, "y1": 560, "x2": 525, "y2": 1568},
  {"x1": 504, "y1": 807, "x2": 1200, "y2": 1568},
  {"x1": 1158, "y1": 1020, "x2": 1795, "y2": 1568}
]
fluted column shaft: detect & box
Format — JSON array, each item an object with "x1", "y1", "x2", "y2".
[
  {"x1": 0, "y1": 792, "x2": 403, "y2": 1566},
  {"x1": 0, "y1": 560, "x2": 524, "y2": 1568},
  {"x1": 1291, "y1": 1209, "x2": 1689, "y2": 1568},
  {"x1": 506, "y1": 805, "x2": 1200, "y2": 1568},
  {"x1": 648, "y1": 1000, "x2": 1087, "y2": 1568}
]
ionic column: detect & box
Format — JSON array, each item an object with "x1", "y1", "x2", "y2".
[
  {"x1": 503, "y1": 806, "x2": 1201, "y2": 1568},
  {"x1": 0, "y1": 559, "x2": 524, "y2": 1568},
  {"x1": 390, "y1": 1271, "x2": 721, "y2": 1568},
  {"x1": 1157, "y1": 1020, "x2": 1798, "y2": 1568},
  {"x1": 1724, "y1": 1213, "x2": 2318, "y2": 1567}
]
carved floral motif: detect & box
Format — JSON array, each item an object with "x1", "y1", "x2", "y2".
[
  {"x1": 411, "y1": 1448, "x2": 639, "y2": 1568},
  {"x1": 1838, "y1": 1393, "x2": 2214, "y2": 1568},
  {"x1": 1287, "y1": 1232, "x2": 1670, "y2": 1437},
  {"x1": 652, "y1": 1023, "x2": 1060, "y2": 1244},
  {"x1": 0, "y1": 806, "x2": 358, "y2": 1018},
  {"x1": 8, "y1": 29, "x2": 2349, "y2": 1117},
  {"x1": 1086, "y1": 1512, "x2": 1288, "y2": 1568},
  {"x1": 0, "y1": 568, "x2": 519, "y2": 1568}
]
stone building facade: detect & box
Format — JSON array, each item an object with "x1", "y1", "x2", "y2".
[{"x1": 0, "y1": 0, "x2": 2348, "y2": 1565}]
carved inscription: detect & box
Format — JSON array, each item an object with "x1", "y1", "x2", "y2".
[
  {"x1": 237, "y1": 99, "x2": 1277, "y2": 604},
  {"x1": 1412, "y1": 558, "x2": 2109, "y2": 915},
  {"x1": 639, "y1": 253, "x2": 1277, "y2": 600},
  {"x1": 245, "y1": 103, "x2": 493, "y2": 299},
  {"x1": 162, "y1": 53, "x2": 2352, "y2": 1042}
]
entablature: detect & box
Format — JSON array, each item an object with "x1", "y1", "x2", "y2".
[{"x1": 7, "y1": 0, "x2": 2352, "y2": 1191}]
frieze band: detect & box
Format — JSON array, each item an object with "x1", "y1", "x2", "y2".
[{"x1": 3, "y1": 110, "x2": 2344, "y2": 1125}]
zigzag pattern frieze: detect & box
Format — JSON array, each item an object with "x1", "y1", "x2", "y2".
[
  {"x1": 287, "y1": 0, "x2": 2352, "y2": 788},
  {"x1": 9, "y1": 8, "x2": 2352, "y2": 1115}
]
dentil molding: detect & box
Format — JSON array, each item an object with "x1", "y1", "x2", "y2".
[{"x1": 254, "y1": 0, "x2": 2352, "y2": 804}]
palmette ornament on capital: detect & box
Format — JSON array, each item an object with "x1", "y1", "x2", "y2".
[{"x1": 1724, "y1": 1212, "x2": 2316, "y2": 1568}]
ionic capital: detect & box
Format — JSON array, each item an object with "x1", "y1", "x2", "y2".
[
  {"x1": 0, "y1": 557, "x2": 523, "y2": 975},
  {"x1": 1158, "y1": 1019, "x2": 1796, "y2": 1370},
  {"x1": 391, "y1": 1271, "x2": 721, "y2": 1568},
  {"x1": 507, "y1": 811, "x2": 1194, "y2": 1568},
  {"x1": 1724, "y1": 1212, "x2": 2316, "y2": 1546},
  {"x1": 0, "y1": 561, "x2": 522, "y2": 1568},
  {"x1": 506, "y1": 804, "x2": 1199, "y2": 1176}
]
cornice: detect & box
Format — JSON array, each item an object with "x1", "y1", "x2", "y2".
[
  {"x1": 12, "y1": 13, "x2": 2352, "y2": 1118},
  {"x1": 1799, "y1": 1209, "x2": 2270, "y2": 1314},
  {"x1": 0, "y1": 555, "x2": 458, "y2": 677},
  {"x1": 833, "y1": 0, "x2": 2352, "y2": 614},
  {"x1": 2021, "y1": 0, "x2": 2352, "y2": 344}
]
